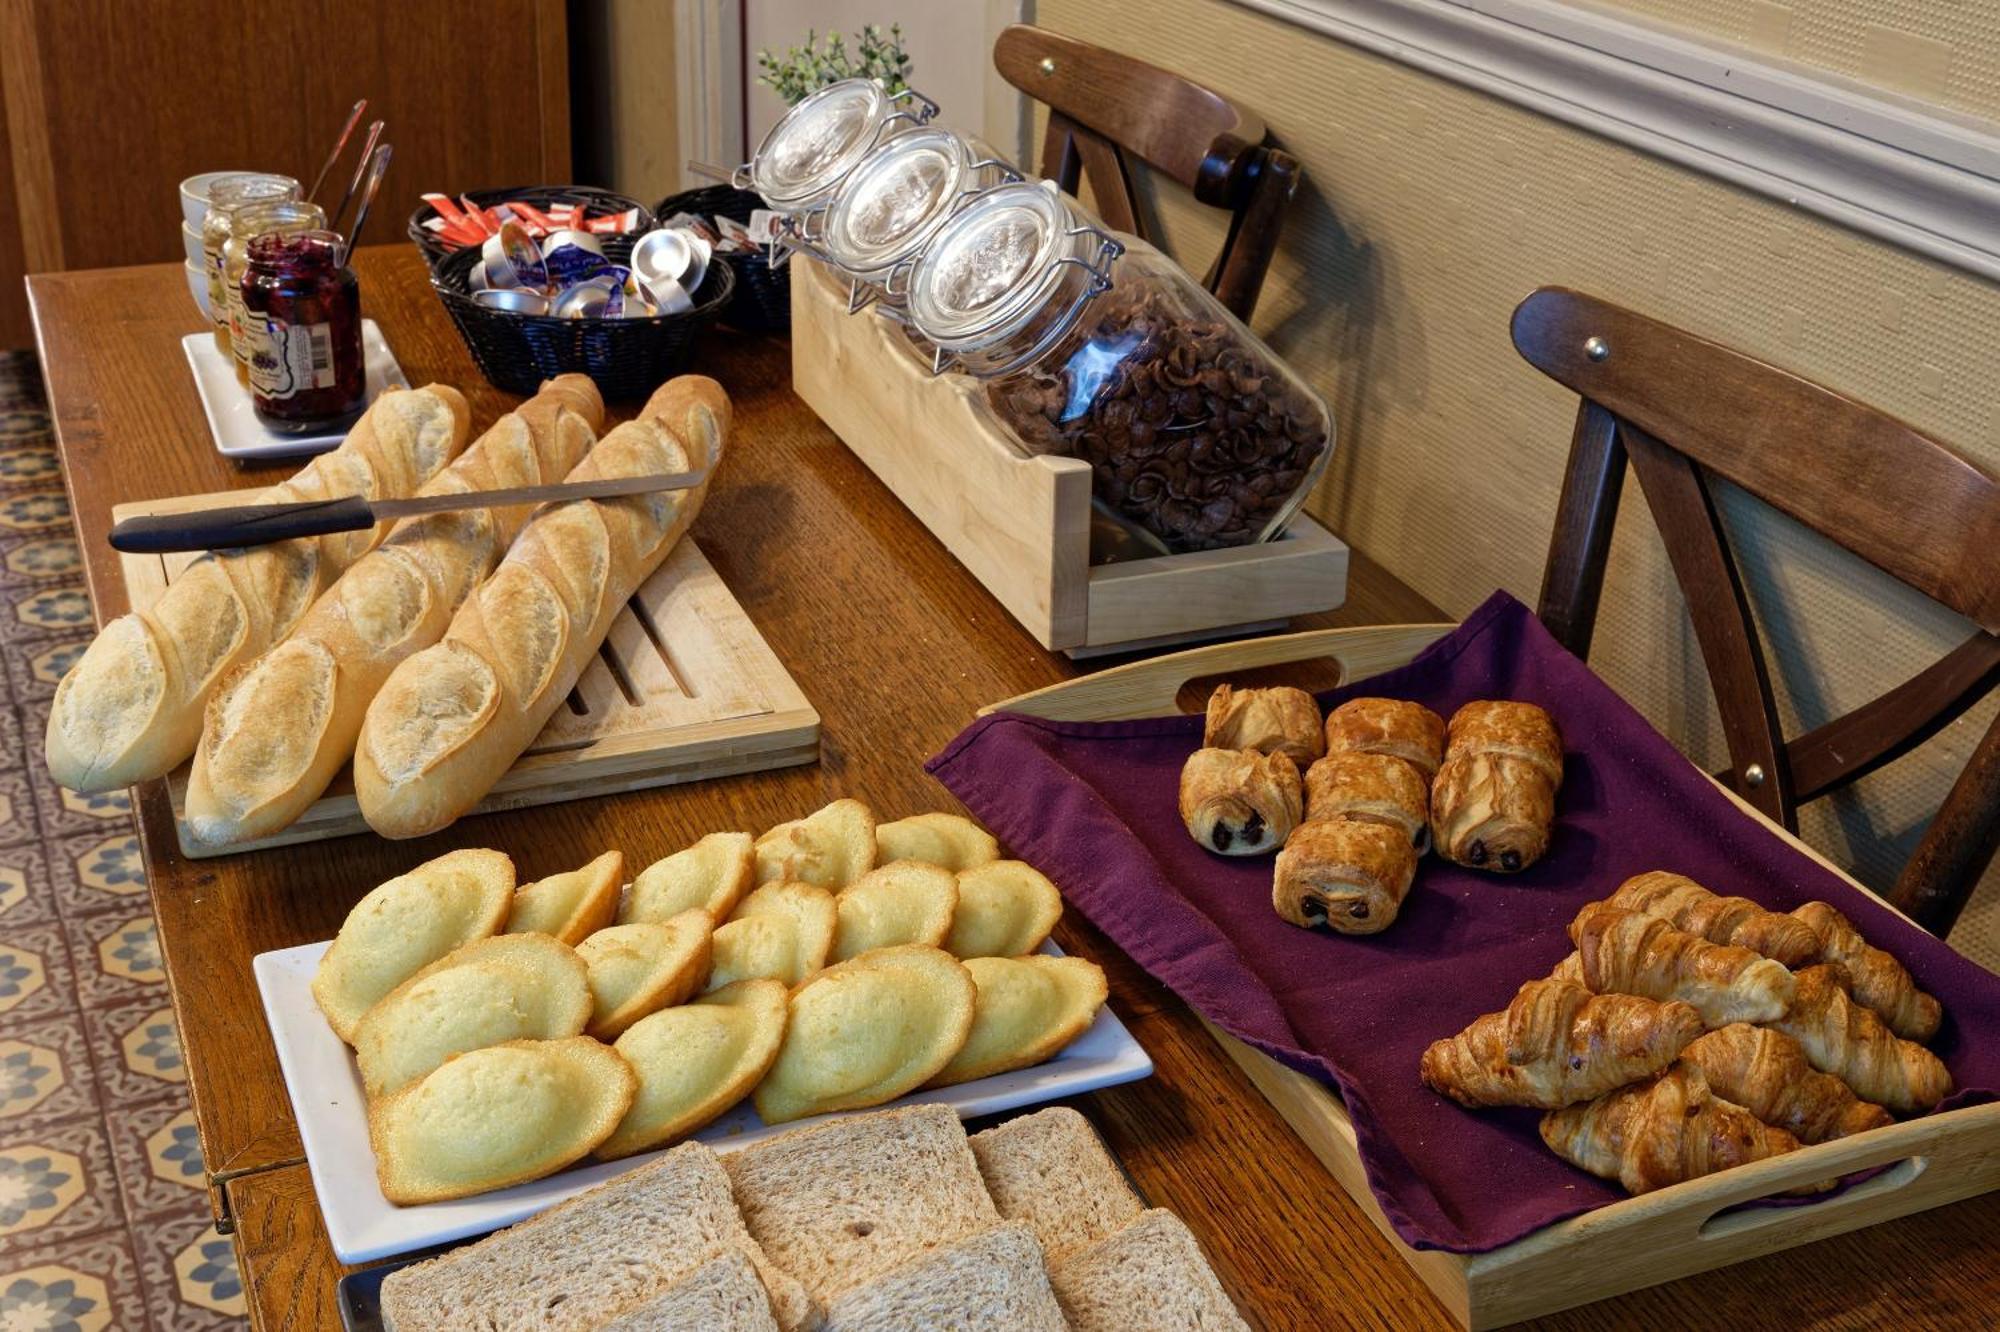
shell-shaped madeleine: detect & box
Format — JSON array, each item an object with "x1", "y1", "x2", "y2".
[
  {"x1": 753, "y1": 945, "x2": 976, "y2": 1125},
  {"x1": 599, "y1": 979, "x2": 790, "y2": 1160},
  {"x1": 928, "y1": 955, "x2": 1107, "y2": 1088},
  {"x1": 312, "y1": 848, "x2": 515, "y2": 1044},
  {"x1": 830, "y1": 862, "x2": 958, "y2": 963},
  {"x1": 945, "y1": 861, "x2": 1063, "y2": 959},
  {"x1": 352, "y1": 933, "x2": 591, "y2": 1097},
  {"x1": 754, "y1": 799, "x2": 877, "y2": 889},
  {"x1": 507, "y1": 850, "x2": 623, "y2": 946},
  {"x1": 576, "y1": 913, "x2": 714, "y2": 1040},
  {"x1": 624, "y1": 832, "x2": 755, "y2": 924},
  {"x1": 874, "y1": 813, "x2": 999, "y2": 873},
  {"x1": 711, "y1": 882, "x2": 835, "y2": 989},
  {"x1": 369, "y1": 1037, "x2": 635, "y2": 1204}
]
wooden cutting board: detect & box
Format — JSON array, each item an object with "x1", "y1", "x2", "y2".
[{"x1": 111, "y1": 490, "x2": 821, "y2": 857}]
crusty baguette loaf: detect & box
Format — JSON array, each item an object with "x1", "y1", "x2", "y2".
[
  {"x1": 354, "y1": 376, "x2": 730, "y2": 838},
  {"x1": 184, "y1": 376, "x2": 602, "y2": 844},
  {"x1": 45, "y1": 385, "x2": 471, "y2": 793}
]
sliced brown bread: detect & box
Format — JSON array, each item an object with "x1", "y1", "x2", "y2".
[
  {"x1": 1047, "y1": 1208, "x2": 1249, "y2": 1332},
  {"x1": 969, "y1": 1107, "x2": 1142, "y2": 1260},
  {"x1": 377, "y1": 1141, "x2": 818, "y2": 1331},
  {"x1": 723, "y1": 1102, "x2": 998, "y2": 1305},
  {"x1": 821, "y1": 1222, "x2": 1065, "y2": 1331},
  {"x1": 596, "y1": 1247, "x2": 781, "y2": 1332}
]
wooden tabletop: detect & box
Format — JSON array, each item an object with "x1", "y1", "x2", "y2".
[{"x1": 28, "y1": 249, "x2": 1998, "y2": 1330}]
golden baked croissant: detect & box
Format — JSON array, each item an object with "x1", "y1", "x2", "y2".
[
  {"x1": 1431, "y1": 700, "x2": 1563, "y2": 873},
  {"x1": 1419, "y1": 977, "x2": 1704, "y2": 1108},
  {"x1": 1790, "y1": 901, "x2": 1941, "y2": 1043},
  {"x1": 1569, "y1": 903, "x2": 1796, "y2": 1027},
  {"x1": 1607, "y1": 872, "x2": 1821, "y2": 967},
  {"x1": 1273, "y1": 818, "x2": 1417, "y2": 934},
  {"x1": 1539, "y1": 1062, "x2": 1815, "y2": 1196},
  {"x1": 1322, "y1": 697, "x2": 1445, "y2": 780},
  {"x1": 1769, "y1": 965, "x2": 1952, "y2": 1115},
  {"x1": 1177, "y1": 748, "x2": 1301, "y2": 856},
  {"x1": 1204, "y1": 685, "x2": 1324, "y2": 766},
  {"x1": 1303, "y1": 752, "x2": 1429, "y2": 851},
  {"x1": 1681, "y1": 1023, "x2": 1894, "y2": 1143}
]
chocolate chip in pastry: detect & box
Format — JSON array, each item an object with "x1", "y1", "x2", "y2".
[
  {"x1": 1272, "y1": 818, "x2": 1418, "y2": 934},
  {"x1": 1178, "y1": 747, "x2": 1302, "y2": 856},
  {"x1": 1443, "y1": 700, "x2": 1563, "y2": 784},
  {"x1": 1203, "y1": 684, "x2": 1324, "y2": 766},
  {"x1": 1431, "y1": 752, "x2": 1555, "y2": 872},
  {"x1": 1323, "y1": 698, "x2": 1446, "y2": 780},
  {"x1": 1303, "y1": 752, "x2": 1430, "y2": 853}
]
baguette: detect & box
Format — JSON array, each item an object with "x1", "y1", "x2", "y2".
[
  {"x1": 354, "y1": 376, "x2": 730, "y2": 838},
  {"x1": 46, "y1": 385, "x2": 471, "y2": 793},
  {"x1": 184, "y1": 376, "x2": 602, "y2": 844}
]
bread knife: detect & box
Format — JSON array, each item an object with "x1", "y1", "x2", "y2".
[{"x1": 108, "y1": 470, "x2": 708, "y2": 554}]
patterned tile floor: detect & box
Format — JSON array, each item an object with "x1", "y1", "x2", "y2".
[{"x1": 0, "y1": 350, "x2": 245, "y2": 1329}]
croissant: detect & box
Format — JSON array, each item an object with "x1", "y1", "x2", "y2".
[
  {"x1": 1419, "y1": 977, "x2": 1704, "y2": 1108},
  {"x1": 1790, "y1": 901, "x2": 1941, "y2": 1043},
  {"x1": 1303, "y1": 752, "x2": 1429, "y2": 851},
  {"x1": 1323, "y1": 697, "x2": 1445, "y2": 780},
  {"x1": 1570, "y1": 902, "x2": 1796, "y2": 1027},
  {"x1": 1177, "y1": 748, "x2": 1302, "y2": 856},
  {"x1": 1273, "y1": 818, "x2": 1417, "y2": 934},
  {"x1": 1540, "y1": 1063, "x2": 1815, "y2": 1196},
  {"x1": 1680, "y1": 1023, "x2": 1893, "y2": 1143},
  {"x1": 1606, "y1": 871, "x2": 1821, "y2": 967},
  {"x1": 1204, "y1": 685, "x2": 1324, "y2": 766},
  {"x1": 1769, "y1": 965, "x2": 1952, "y2": 1115}
]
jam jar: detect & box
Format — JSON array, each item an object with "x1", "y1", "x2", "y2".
[
  {"x1": 199, "y1": 173, "x2": 300, "y2": 354},
  {"x1": 903, "y1": 181, "x2": 1335, "y2": 554},
  {"x1": 734, "y1": 77, "x2": 938, "y2": 240},
  {"x1": 240, "y1": 230, "x2": 364, "y2": 433},
  {"x1": 224, "y1": 199, "x2": 326, "y2": 386}
]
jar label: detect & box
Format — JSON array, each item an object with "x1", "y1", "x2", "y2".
[{"x1": 248, "y1": 319, "x2": 337, "y2": 399}]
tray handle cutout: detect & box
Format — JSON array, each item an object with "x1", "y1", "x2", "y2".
[{"x1": 1696, "y1": 1155, "x2": 1927, "y2": 1244}]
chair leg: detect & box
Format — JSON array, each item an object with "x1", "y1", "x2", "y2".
[{"x1": 1889, "y1": 708, "x2": 2000, "y2": 937}]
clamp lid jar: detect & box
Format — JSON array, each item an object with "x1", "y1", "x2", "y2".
[{"x1": 736, "y1": 78, "x2": 937, "y2": 217}]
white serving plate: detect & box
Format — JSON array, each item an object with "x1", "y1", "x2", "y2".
[
  {"x1": 254, "y1": 938, "x2": 1153, "y2": 1264},
  {"x1": 181, "y1": 319, "x2": 409, "y2": 462}
]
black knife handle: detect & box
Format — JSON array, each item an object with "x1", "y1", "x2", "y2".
[{"x1": 108, "y1": 495, "x2": 377, "y2": 554}]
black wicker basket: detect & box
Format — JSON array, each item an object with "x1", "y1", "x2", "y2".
[
  {"x1": 408, "y1": 185, "x2": 655, "y2": 269},
  {"x1": 654, "y1": 184, "x2": 792, "y2": 334},
  {"x1": 430, "y1": 236, "x2": 734, "y2": 400}
]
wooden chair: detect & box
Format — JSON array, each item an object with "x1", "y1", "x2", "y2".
[
  {"x1": 1512, "y1": 286, "x2": 2000, "y2": 937},
  {"x1": 993, "y1": 24, "x2": 1300, "y2": 322}
]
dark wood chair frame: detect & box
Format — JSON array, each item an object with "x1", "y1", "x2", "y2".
[
  {"x1": 993, "y1": 24, "x2": 1300, "y2": 322},
  {"x1": 1512, "y1": 286, "x2": 2000, "y2": 937}
]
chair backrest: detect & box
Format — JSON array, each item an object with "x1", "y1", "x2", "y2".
[
  {"x1": 1512, "y1": 286, "x2": 2000, "y2": 936},
  {"x1": 992, "y1": 24, "x2": 1299, "y2": 321}
]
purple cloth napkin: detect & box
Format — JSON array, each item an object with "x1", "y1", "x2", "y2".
[{"x1": 927, "y1": 591, "x2": 2000, "y2": 1254}]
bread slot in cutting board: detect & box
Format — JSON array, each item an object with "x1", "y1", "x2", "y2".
[{"x1": 112, "y1": 490, "x2": 820, "y2": 858}]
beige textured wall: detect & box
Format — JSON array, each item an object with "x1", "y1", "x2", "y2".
[
  {"x1": 572, "y1": 0, "x2": 681, "y2": 205},
  {"x1": 1036, "y1": 0, "x2": 2000, "y2": 968},
  {"x1": 1583, "y1": 0, "x2": 2000, "y2": 121}
]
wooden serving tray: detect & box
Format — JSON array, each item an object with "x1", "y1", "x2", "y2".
[
  {"x1": 112, "y1": 491, "x2": 821, "y2": 858},
  {"x1": 985, "y1": 624, "x2": 2000, "y2": 1329},
  {"x1": 789, "y1": 257, "x2": 1351, "y2": 656}
]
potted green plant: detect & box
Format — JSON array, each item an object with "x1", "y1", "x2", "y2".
[{"x1": 756, "y1": 23, "x2": 913, "y2": 105}]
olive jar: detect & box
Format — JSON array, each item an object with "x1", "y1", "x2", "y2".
[{"x1": 903, "y1": 181, "x2": 1334, "y2": 554}]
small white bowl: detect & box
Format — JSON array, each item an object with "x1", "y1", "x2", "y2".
[
  {"x1": 179, "y1": 170, "x2": 252, "y2": 229},
  {"x1": 184, "y1": 259, "x2": 213, "y2": 321},
  {"x1": 181, "y1": 221, "x2": 204, "y2": 268}
]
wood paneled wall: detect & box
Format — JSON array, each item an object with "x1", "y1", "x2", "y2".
[{"x1": 0, "y1": 0, "x2": 570, "y2": 347}]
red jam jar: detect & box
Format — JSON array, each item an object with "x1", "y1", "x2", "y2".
[{"x1": 241, "y1": 229, "x2": 365, "y2": 433}]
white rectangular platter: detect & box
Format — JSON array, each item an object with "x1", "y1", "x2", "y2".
[
  {"x1": 182, "y1": 318, "x2": 409, "y2": 461},
  {"x1": 254, "y1": 938, "x2": 1154, "y2": 1264}
]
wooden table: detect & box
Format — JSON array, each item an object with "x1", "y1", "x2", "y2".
[{"x1": 27, "y1": 249, "x2": 1998, "y2": 1330}]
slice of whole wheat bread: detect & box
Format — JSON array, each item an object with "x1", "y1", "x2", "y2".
[
  {"x1": 723, "y1": 1102, "x2": 999, "y2": 1304},
  {"x1": 1048, "y1": 1208, "x2": 1251, "y2": 1332},
  {"x1": 377, "y1": 1142, "x2": 818, "y2": 1331},
  {"x1": 821, "y1": 1221, "x2": 1065, "y2": 1330},
  {"x1": 969, "y1": 1107, "x2": 1141, "y2": 1260},
  {"x1": 596, "y1": 1247, "x2": 781, "y2": 1331}
]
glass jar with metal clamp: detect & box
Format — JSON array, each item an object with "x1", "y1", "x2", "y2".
[{"x1": 734, "y1": 77, "x2": 940, "y2": 248}]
